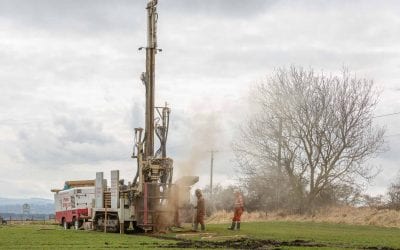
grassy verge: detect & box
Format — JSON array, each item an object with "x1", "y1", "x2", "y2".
[
  {"x1": 0, "y1": 224, "x2": 177, "y2": 249},
  {"x1": 198, "y1": 221, "x2": 400, "y2": 249},
  {"x1": 1, "y1": 221, "x2": 399, "y2": 249}
]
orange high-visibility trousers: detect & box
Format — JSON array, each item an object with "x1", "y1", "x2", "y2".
[{"x1": 232, "y1": 207, "x2": 243, "y2": 222}]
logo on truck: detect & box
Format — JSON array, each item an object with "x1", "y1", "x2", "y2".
[{"x1": 62, "y1": 196, "x2": 71, "y2": 208}]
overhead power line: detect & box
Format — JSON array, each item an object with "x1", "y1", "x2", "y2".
[
  {"x1": 384, "y1": 133, "x2": 400, "y2": 138},
  {"x1": 373, "y1": 111, "x2": 400, "y2": 118}
]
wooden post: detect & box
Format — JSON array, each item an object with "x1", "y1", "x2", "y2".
[
  {"x1": 104, "y1": 206, "x2": 107, "y2": 233},
  {"x1": 119, "y1": 198, "x2": 124, "y2": 234}
]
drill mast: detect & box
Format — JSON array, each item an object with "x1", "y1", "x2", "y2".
[
  {"x1": 133, "y1": 0, "x2": 172, "y2": 185},
  {"x1": 144, "y1": 0, "x2": 157, "y2": 158}
]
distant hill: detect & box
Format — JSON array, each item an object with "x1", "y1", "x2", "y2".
[{"x1": 0, "y1": 197, "x2": 54, "y2": 214}]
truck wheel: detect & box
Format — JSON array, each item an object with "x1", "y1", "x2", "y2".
[{"x1": 124, "y1": 221, "x2": 130, "y2": 232}]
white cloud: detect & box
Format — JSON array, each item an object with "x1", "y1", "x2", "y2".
[{"x1": 1, "y1": 0, "x2": 400, "y2": 198}]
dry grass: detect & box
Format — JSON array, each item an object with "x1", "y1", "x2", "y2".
[{"x1": 207, "y1": 206, "x2": 400, "y2": 228}]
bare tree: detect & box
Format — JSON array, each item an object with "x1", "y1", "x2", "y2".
[
  {"x1": 234, "y1": 67, "x2": 385, "y2": 212},
  {"x1": 387, "y1": 184, "x2": 400, "y2": 209},
  {"x1": 387, "y1": 172, "x2": 400, "y2": 209}
]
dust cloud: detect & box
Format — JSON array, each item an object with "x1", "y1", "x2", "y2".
[{"x1": 175, "y1": 112, "x2": 222, "y2": 178}]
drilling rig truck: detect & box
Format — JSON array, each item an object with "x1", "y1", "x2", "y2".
[{"x1": 52, "y1": 0, "x2": 198, "y2": 233}]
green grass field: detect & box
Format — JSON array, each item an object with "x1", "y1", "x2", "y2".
[
  {"x1": 1, "y1": 221, "x2": 399, "y2": 249},
  {"x1": 0, "y1": 223, "x2": 179, "y2": 249}
]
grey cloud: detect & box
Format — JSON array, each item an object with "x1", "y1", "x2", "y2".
[
  {"x1": 17, "y1": 116, "x2": 127, "y2": 166},
  {"x1": 155, "y1": 1, "x2": 400, "y2": 82},
  {"x1": 55, "y1": 117, "x2": 115, "y2": 144},
  {"x1": 0, "y1": 0, "x2": 275, "y2": 35},
  {"x1": 2, "y1": 0, "x2": 400, "y2": 197},
  {"x1": 160, "y1": 0, "x2": 275, "y2": 18},
  {"x1": 159, "y1": 46, "x2": 400, "y2": 82},
  {"x1": 0, "y1": 0, "x2": 144, "y2": 33}
]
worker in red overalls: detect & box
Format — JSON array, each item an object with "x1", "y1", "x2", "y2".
[
  {"x1": 228, "y1": 189, "x2": 244, "y2": 230},
  {"x1": 194, "y1": 189, "x2": 205, "y2": 231}
]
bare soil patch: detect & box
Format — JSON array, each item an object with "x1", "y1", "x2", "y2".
[{"x1": 160, "y1": 238, "x2": 325, "y2": 249}]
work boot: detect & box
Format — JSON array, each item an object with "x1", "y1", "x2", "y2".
[
  {"x1": 193, "y1": 223, "x2": 198, "y2": 232},
  {"x1": 236, "y1": 222, "x2": 240, "y2": 230},
  {"x1": 228, "y1": 221, "x2": 235, "y2": 230}
]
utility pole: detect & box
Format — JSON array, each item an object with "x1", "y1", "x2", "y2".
[{"x1": 209, "y1": 150, "x2": 218, "y2": 199}]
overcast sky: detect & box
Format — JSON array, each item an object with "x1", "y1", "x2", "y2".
[{"x1": 1, "y1": 0, "x2": 400, "y2": 199}]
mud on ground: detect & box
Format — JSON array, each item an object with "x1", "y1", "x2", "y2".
[
  {"x1": 148, "y1": 234, "x2": 398, "y2": 249},
  {"x1": 146, "y1": 233, "x2": 325, "y2": 249},
  {"x1": 165, "y1": 238, "x2": 325, "y2": 249}
]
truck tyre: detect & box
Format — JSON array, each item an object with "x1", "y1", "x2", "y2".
[{"x1": 124, "y1": 221, "x2": 130, "y2": 232}]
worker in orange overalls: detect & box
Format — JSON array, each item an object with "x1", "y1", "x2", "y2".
[
  {"x1": 228, "y1": 189, "x2": 244, "y2": 230},
  {"x1": 193, "y1": 189, "x2": 205, "y2": 231}
]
